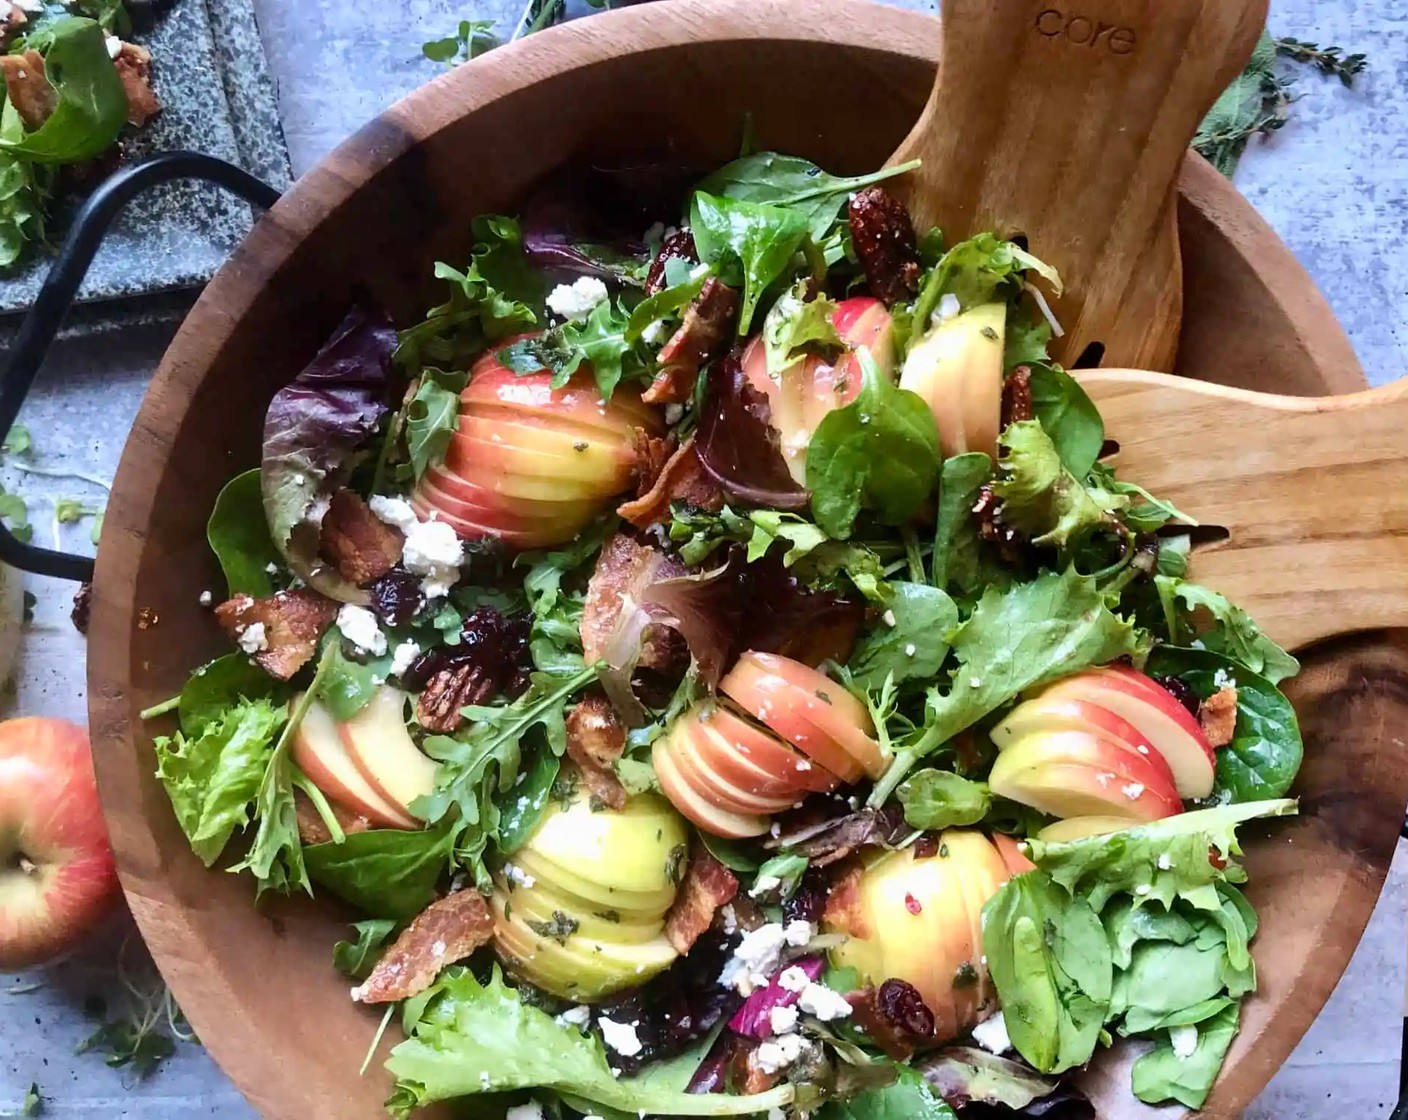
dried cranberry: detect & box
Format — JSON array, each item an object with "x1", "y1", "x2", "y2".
[
  {"x1": 645, "y1": 229, "x2": 699, "y2": 295},
  {"x1": 878, "y1": 978, "x2": 936, "y2": 1041},
  {"x1": 913, "y1": 835, "x2": 940, "y2": 860},
  {"x1": 1155, "y1": 674, "x2": 1201, "y2": 716},
  {"x1": 367, "y1": 566, "x2": 424, "y2": 628},
  {"x1": 783, "y1": 868, "x2": 829, "y2": 925},
  {"x1": 400, "y1": 607, "x2": 530, "y2": 695}
]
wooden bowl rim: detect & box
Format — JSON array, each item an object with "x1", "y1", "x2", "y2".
[{"x1": 87, "y1": 2, "x2": 1379, "y2": 1117}]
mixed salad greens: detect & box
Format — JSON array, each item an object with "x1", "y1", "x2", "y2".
[{"x1": 144, "y1": 144, "x2": 1305, "y2": 1119}]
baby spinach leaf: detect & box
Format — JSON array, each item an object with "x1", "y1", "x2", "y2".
[
  {"x1": 1004, "y1": 313, "x2": 1054, "y2": 370},
  {"x1": 699, "y1": 833, "x2": 763, "y2": 873},
  {"x1": 405, "y1": 371, "x2": 464, "y2": 481},
  {"x1": 848, "y1": 581, "x2": 958, "y2": 689},
  {"x1": 305, "y1": 824, "x2": 456, "y2": 920},
  {"x1": 0, "y1": 19, "x2": 127, "y2": 164},
  {"x1": 982, "y1": 872, "x2": 1111, "y2": 1074},
  {"x1": 689, "y1": 191, "x2": 809, "y2": 334},
  {"x1": 931, "y1": 453, "x2": 998, "y2": 597},
  {"x1": 317, "y1": 633, "x2": 393, "y2": 722},
  {"x1": 1027, "y1": 364, "x2": 1104, "y2": 479},
  {"x1": 807, "y1": 351, "x2": 941, "y2": 539},
  {"x1": 1145, "y1": 646, "x2": 1303, "y2": 802},
  {"x1": 1165, "y1": 583, "x2": 1300, "y2": 684},
  {"x1": 333, "y1": 919, "x2": 398, "y2": 980},
  {"x1": 1130, "y1": 1002, "x2": 1241, "y2": 1109},
  {"x1": 696, "y1": 151, "x2": 921, "y2": 244},
  {"x1": 178, "y1": 653, "x2": 290, "y2": 737},
  {"x1": 495, "y1": 748, "x2": 560, "y2": 854},
  {"x1": 207, "y1": 468, "x2": 281, "y2": 598},
  {"x1": 897, "y1": 770, "x2": 991, "y2": 830}
]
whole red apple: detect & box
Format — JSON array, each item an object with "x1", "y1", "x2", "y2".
[{"x1": 0, "y1": 718, "x2": 119, "y2": 968}]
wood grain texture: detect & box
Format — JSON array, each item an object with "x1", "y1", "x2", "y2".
[
  {"x1": 890, "y1": 0, "x2": 1267, "y2": 373},
  {"x1": 82, "y1": 2, "x2": 1402, "y2": 1118}
]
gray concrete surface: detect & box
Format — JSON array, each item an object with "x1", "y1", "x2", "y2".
[{"x1": 1, "y1": 0, "x2": 1405, "y2": 1115}]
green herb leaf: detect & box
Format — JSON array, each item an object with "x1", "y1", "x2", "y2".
[
  {"x1": 848, "y1": 582, "x2": 958, "y2": 689},
  {"x1": 560, "y1": 297, "x2": 644, "y2": 398},
  {"x1": 762, "y1": 283, "x2": 844, "y2": 375},
  {"x1": 931, "y1": 453, "x2": 999, "y2": 597},
  {"x1": 405, "y1": 370, "x2": 463, "y2": 480},
  {"x1": 318, "y1": 633, "x2": 393, "y2": 722},
  {"x1": 1130, "y1": 1003, "x2": 1241, "y2": 1109},
  {"x1": 912, "y1": 233, "x2": 1061, "y2": 338},
  {"x1": 333, "y1": 919, "x2": 399, "y2": 980},
  {"x1": 815, "y1": 1065, "x2": 956, "y2": 1120},
  {"x1": 495, "y1": 748, "x2": 559, "y2": 853},
  {"x1": 896, "y1": 770, "x2": 991, "y2": 830},
  {"x1": 207, "y1": 468, "x2": 282, "y2": 597},
  {"x1": 753, "y1": 851, "x2": 809, "y2": 899},
  {"x1": 993, "y1": 421, "x2": 1121, "y2": 555},
  {"x1": 1027, "y1": 365, "x2": 1104, "y2": 479},
  {"x1": 1165, "y1": 583, "x2": 1300, "y2": 684},
  {"x1": 305, "y1": 825, "x2": 456, "y2": 920},
  {"x1": 3, "y1": 424, "x2": 31, "y2": 455},
  {"x1": 689, "y1": 191, "x2": 809, "y2": 334},
  {"x1": 626, "y1": 267, "x2": 709, "y2": 341},
  {"x1": 807, "y1": 351, "x2": 941, "y2": 539}
]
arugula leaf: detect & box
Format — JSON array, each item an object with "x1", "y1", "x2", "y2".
[
  {"x1": 981, "y1": 872, "x2": 1111, "y2": 1074},
  {"x1": 153, "y1": 699, "x2": 287, "y2": 866},
  {"x1": 696, "y1": 151, "x2": 921, "y2": 244},
  {"x1": 561, "y1": 297, "x2": 644, "y2": 398},
  {"x1": 689, "y1": 191, "x2": 809, "y2": 334},
  {"x1": 762, "y1": 284, "x2": 844, "y2": 374},
  {"x1": 897, "y1": 770, "x2": 991, "y2": 830},
  {"x1": 1130, "y1": 1002, "x2": 1241, "y2": 1109},
  {"x1": 994, "y1": 421, "x2": 1121, "y2": 555},
  {"x1": 305, "y1": 825, "x2": 456, "y2": 920},
  {"x1": 848, "y1": 582, "x2": 958, "y2": 689},
  {"x1": 386, "y1": 966, "x2": 794, "y2": 1117},
  {"x1": 333, "y1": 919, "x2": 398, "y2": 980},
  {"x1": 0, "y1": 155, "x2": 46, "y2": 269},
  {"x1": 207, "y1": 468, "x2": 281, "y2": 598},
  {"x1": 177, "y1": 653, "x2": 289, "y2": 737},
  {"x1": 1021, "y1": 799, "x2": 1298, "y2": 913},
  {"x1": 1027, "y1": 365, "x2": 1104, "y2": 479},
  {"x1": 807, "y1": 351, "x2": 941, "y2": 539},
  {"x1": 0, "y1": 19, "x2": 127, "y2": 164},
  {"x1": 495, "y1": 747, "x2": 559, "y2": 853},
  {"x1": 405, "y1": 371, "x2": 464, "y2": 480},
  {"x1": 1145, "y1": 647, "x2": 1303, "y2": 803},
  {"x1": 931, "y1": 453, "x2": 999, "y2": 597},
  {"x1": 912, "y1": 234, "x2": 1061, "y2": 339},
  {"x1": 815, "y1": 1066, "x2": 956, "y2": 1120},
  {"x1": 871, "y1": 567, "x2": 1139, "y2": 804},
  {"x1": 626, "y1": 266, "x2": 708, "y2": 341},
  {"x1": 1165, "y1": 583, "x2": 1300, "y2": 684},
  {"x1": 1088, "y1": 463, "x2": 1195, "y2": 535},
  {"x1": 71, "y1": 0, "x2": 132, "y2": 35}
]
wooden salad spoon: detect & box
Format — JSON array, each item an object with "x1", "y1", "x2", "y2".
[
  {"x1": 1080, "y1": 368, "x2": 1408, "y2": 653},
  {"x1": 888, "y1": 0, "x2": 1267, "y2": 372}
]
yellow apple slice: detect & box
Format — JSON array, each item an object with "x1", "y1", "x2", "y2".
[
  {"x1": 900, "y1": 302, "x2": 1005, "y2": 460},
  {"x1": 291, "y1": 696, "x2": 420, "y2": 830}
]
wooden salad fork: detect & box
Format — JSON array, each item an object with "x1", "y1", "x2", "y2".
[
  {"x1": 1081, "y1": 368, "x2": 1408, "y2": 653},
  {"x1": 888, "y1": 0, "x2": 1267, "y2": 372}
]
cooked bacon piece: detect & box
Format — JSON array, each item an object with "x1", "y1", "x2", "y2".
[
  {"x1": 1199, "y1": 686, "x2": 1239, "y2": 748},
  {"x1": 665, "y1": 848, "x2": 738, "y2": 954},
  {"x1": 821, "y1": 863, "x2": 870, "y2": 940},
  {"x1": 566, "y1": 693, "x2": 628, "y2": 810},
  {"x1": 617, "y1": 435, "x2": 724, "y2": 530},
  {"x1": 416, "y1": 662, "x2": 491, "y2": 734},
  {"x1": 847, "y1": 980, "x2": 937, "y2": 1060},
  {"x1": 214, "y1": 588, "x2": 338, "y2": 680},
  {"x1": 351, "y1": 889, "x2": 493, "y2": 1004},
  {"x1": 1002, "y1": 365, "x2": 1034, "y2": 426},
  {"x1": 113, "y1": 42, "x2": 160, "y2": 127},
  {"x1": 320, "y1": 489, "x2": 404, "y2": 586},
  {"x1": 294, "y1": 790, "x2": 372, "y2": 846},
  {"x1": 580, "y1": 532, "x2": 684, "y2": 674},
  {"x1": 737, "y1": 1051, "x2": 779, "y2": 1095},
  {"x1": 642, "y1": 279, "x2": 740, "y2": 405},
  {"x1": 847, "y1": 186, "x2": 921, "y2": 306},
  {"x1": 0, "y1": 51, "x2": 56, "y2": 132},
  {"x1": 645, "y1": 229, "x2": 699, "y2": 295},
  {"x1": 632, "y1": 430, "x2": 676, "y2": 498}
]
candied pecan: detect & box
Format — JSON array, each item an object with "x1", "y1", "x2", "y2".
[
  {"x1": 113, "y1": 42, "x2": 161, "y2": 127},
  {"x1": 368, "y1": 566, "x2": 425, "y2": 627},
  {"x1": 71, "y1": 582, "x2": 92, "y2": 635},
  {"x1": 738, "y1": 1053, "x2": 779, "y2": 1096},
  {"x1": 320, "y1": 489, "x2": 404, "y2": 586},
  {"x1": 618, "y1": 435, "x2": 724, "y2": 530},
  {"x1": 580, "y1": 533, "x2": 687, "y2": 675},
  {"x1": 974, "y1": 484, "x2": 1027, "y2": 567},
  {"x1": 1199, "y1": 686, "x2": 1239, "y2": 748},
  {"x1": 0, "y1": 51, "x2": 56, "y2": 131},
  {"x1": 643, "y1": 279, "x2": 741, "y2": 405},
  {"x1": 417, "y1": 663, "x2": 495, "y2": 733},
  {"x1": 565, "y1": 693, "x2": 629, "y2": 809},
  {"x1": 294, "y1": 790, "x2": 371, "y2": 846},
  {"x1": 848, "y1": 979, "x2": 937, "y2": 1060},
  {"x1": 848, "y1": 186, "x2": 921, "y2": 306},
  {"x1": 1002, "y1": 365, "x2": 1034, "y2": 426},
  {"x1": 645, "y1": 229, "x2": 699, "y2": 295},
  {"x1": 665, "y1": 848, "x2": 739, "y2": 954},
  {"x1": 821, "y1": 863, "x2": 869, "y2": 939},
  {"x1": 351, "y1": 889, "x2": 493, "y2": 1004},
  {"x1": 403, "y1": 607, "x2": 531, "y2": 726},
  {"x1": 214, "y1": 588, "x2": 338, "y2": 680}
]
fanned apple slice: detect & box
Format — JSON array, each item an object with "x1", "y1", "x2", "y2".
[
  {"x1": 988, "y1": 731, "x2": 1183, "y2": 823},
  {"x1": 338, "y1": 686, "x2": 438, "y2": 815},
  {"x1": 291, "y1": 697, "x2": 420, "y2": 830},
  {"x1": 652, "y1": 738, "x2": 770, "y2": 839}
]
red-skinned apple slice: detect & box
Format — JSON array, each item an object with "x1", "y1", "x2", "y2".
[
  {"x1": 700, "y1": 705, "x2": 843, "y2": 794},
  {"x1": 338, "y1": 686, "x2": 438, "y2": 816},
  {"x1": 1033, "y1": 666, "x2": 1216, "y2": 799},
  {"x1": 899, "y1": 302, "x2": 1004, "y2": 460},
  {"x1": 1036, "y1": 816, "x2": 1138, "y2": 843},
  {"x1": 665, "y1": 729, "x2": 801, "y2": 816},
  {"x1": 677, "y1": 717, "x2": 805, "y2": 801},
  {"x1": 990, "y1": 832, "x2": 1036, "y2": 875},
  {"x1": 410, "y1": 490, "x2": 572, "y2": 551},
  {"x1": 292, "y1": 697, "x2": 420, "y2": 830},
  {"x1": 453, "y1": 418, "x2": 637, "y2": 479},
  {"x1": 421, "y1": 465, "x2": 599, "y2": 526},
  {"x1": 988, "y1": 731, "x2": 1183, "y2": 823},
  {"x1": 720, "y1": 652, "x2": 886, "y2": 781},
  {"x1": 445, "y1": 436, "x2": 629, "y2": 502},
  {"x1": 652, "y1": 739, "x2": 770, "y2": 839}
]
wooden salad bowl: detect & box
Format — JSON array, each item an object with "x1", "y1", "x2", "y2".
[{"x1": 85, "y1": 2, "x2": 1407, "y2": 1118}]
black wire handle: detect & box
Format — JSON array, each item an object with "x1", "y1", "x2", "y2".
[{"x1": 0, "y1": 151, "x2": 282, "y2": 583}]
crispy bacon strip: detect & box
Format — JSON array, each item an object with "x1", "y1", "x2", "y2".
[
  {"x1": 294, "y1": 790, "x2": 371, "y2": 846},
  {"x1": 565, "y1": 693, "x2": 628, "y2": 810},
  {"x1": 642, "y1": 279, "x2": 740, "y2": 405},
  {"x1": 113, "y1": 42, "x2": 160, "y2": 127},
  {"x1": 580, "y1": 532, "x2": 685, "y2": 674},
  {"x1": 214, "y1": 588, "x2": 338, "y2": 680},
  {"x1": 1199, "y1": 686, "x2": 1239, "y2": 749},
  {"x1": 320, "y1": 489, "x2": 404, "y2": 586},
  {"x1": 351, "y1": 889, "x2": 494, "y2": 1004},
  {"x1": 617, "y1": 435, "x2": 724, "y2": 530},
  {"x1": 0, "y1": 51, "x2": 56, "y2": 131},
  {"x1": 665, "y1": 848, "x2": 738, "y2": 954}
]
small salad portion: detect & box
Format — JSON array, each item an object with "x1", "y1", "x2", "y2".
[{"x1": 146, "y1": 146, "x2": 1305, "y2": 1120}]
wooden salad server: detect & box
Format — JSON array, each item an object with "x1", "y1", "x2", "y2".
[
  {"x1": 1081, "y1": 368, "x2": 1408, "y2": 653},
  {"x1": 888, "y1": 0, "x2": 1267, "y2": 372}
]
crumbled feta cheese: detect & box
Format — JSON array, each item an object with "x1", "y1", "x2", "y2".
[
  {"x1": 1157, "y1": 853, "x2": 1173, "y2": 871},
  {"x1": 554, "y1": 1004, "x2": 591, "y2": 1029},
  {"x1": 236, "y1": 622, "x2": 268, "y2": 655},
  {"x1": 336, "y1": 604, "x2": 387, "y2": 656},
  {"x1": 751, "y1": 1033, "x2": 807, "y2": 1075},
  {"x1": 663, "y1": 403, "x2": 685, "y2": 425},
  {"x1": 783, "y1": 919, "x2": 814, "y2": 947},
  {"x1": 1122, "y1": 782, "x2": 1146, "y2": 800},
  {"x1": 505, "y1": 1102, "x2": 544, "y2": 1120},
  {"x1": 904, "y1": 643, "x2": 917, "y2": 657},
  {"x1": 797, "y1": 982, "x2": 853, "y2": 1022},
  {"x1": 1213, "y1": 667, "x2": 1235, "y2": 690},
  {"x1": 402, "y1": 517, "x2": 464, "y2": 599},
  {"x1": 13, "y1": 0, "x2": 44, "y2": 12},
  {"x1": 546, "y1": 276, "x2": 610, "y2": 321},
  {"x1": 502, "y1": 863, "x2": 536, "y2": 889},
  {"x1": 1095, "y1": 772, "x2": 1114, "y2": 788},
  {"x1": 1171, "y1": 1025, "x2": 1199, "y2": 1060},
  {"x1": 933, "y1": 293, "x2": 962, "y2": 324},
  {"x1": 105, "y1": 34, "x2": 122, "y2": 59},
  {"x1": 749, "y1": 875, "x2": 782, "y2": 898},
  {"x1": 1135, "y1": 883, "x2": 1151, "y2": 896},
  {"x1": 767, "y1": 1109, "x2": 786, "y2": 1120},
  {"x1": 642, "y1": 319, "x2": 668, "y2": 344},
  {"x1": 306, "y1": 494, "x2": 332, "y2": 526},
  {"x1": 479, "y1": 1071, "x2": 492, "y2": 1089},
  {"x1": 720, "y1": 905, "x2": 738, "y2": 935},
  {"x1": 390, "y1": 641, "x2": 421, "y2": 677},
  {"x1": 598, "y1": 1017, "x2": 644, "y2": 1056},
  {"x1": 881, "y1": 609, "x2": 897, "y2": 627},
  {"x1": 971, "y1": 1010, "x2": 1013, "y2": 1054},
  {"x1": 265, "y1": 561, "x2": 279, "y2": 575},
  {"x1": 369, "y1": 495, "x2": 418, "y2": 532},
  {"x1": 719, "y1": 924, "x2": 788, "y2": 993},
  {"x1": 198, "y1": 590, "x2": 213, "y2": 607},
  {"x1": 777, "y1": 966, "x2": 812, "y2": 993},
  {"x1": 769, "y1": 821, "x2": 782, "y2": 838},
  {"x1": 795, "y1": 759, "x2": 812, "y2": 771},
  {"x1": 768, "y1": 1005, "x2": 799, "y2": 1035}
]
